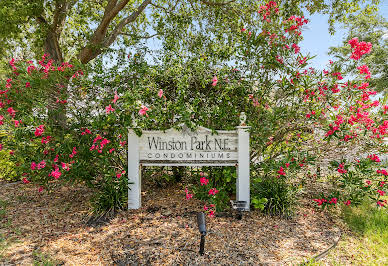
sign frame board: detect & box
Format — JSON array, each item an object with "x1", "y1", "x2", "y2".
[{"x1": 128, "y1": 125, "x2": 250, "y2": 210}]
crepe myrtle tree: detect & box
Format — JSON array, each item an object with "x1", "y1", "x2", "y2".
[
  {"x1": 0, "y1": 0, "x2": 381, "y2": 128},
  {"x1": 1, "y1": 1, "x2": 386, "y2": 214}
]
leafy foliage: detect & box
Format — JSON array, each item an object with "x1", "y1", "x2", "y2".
[
  {"x1": 329, "y1": 7, "x2": 388, "y2": 94},
  {"x1": 252, "y1": 176, "x2": 299, "y2": 217}
]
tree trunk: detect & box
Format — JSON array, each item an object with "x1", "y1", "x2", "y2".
[
  {"x1": 44, "y1": 30, "x2": 63, "y2": 63},
  {"x1": 43, "y1": 30, "x2": 67, "y2": 130}
]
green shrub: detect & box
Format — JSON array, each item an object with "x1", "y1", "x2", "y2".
[
  {"x1": 251, "y1": 176, "x2": 299, "y2": 217},
  {"x1": 91, "y1": 175, "x2": 129, "y2": 216},
  {"x1": 0, "y1": 129, "x2": 17, "y2": 181}
]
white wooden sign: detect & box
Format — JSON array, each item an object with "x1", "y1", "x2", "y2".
[{"x1": 128, "y1": 123, "x2": 250, "y2": 210}]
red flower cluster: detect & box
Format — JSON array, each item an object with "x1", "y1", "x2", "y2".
[{"x1": 313, "y1": 197, "x2": 338, "y2": 206}]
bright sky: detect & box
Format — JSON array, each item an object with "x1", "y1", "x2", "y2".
[
  {"x1": 299, "y1": 14, "x2": 346, "y2": 69},
  {"x1": 300, "y1": 1, "x2": 388, "y2": 69}
]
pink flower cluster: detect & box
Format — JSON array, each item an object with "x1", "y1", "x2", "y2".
[
  {"x1": 277, "y1": 166, "x2": 286, "y2": 177},
  {"x1": 348, "y1": 37, "x2": 372, "y2": 60},
  {"x1": 357, "y1": 65, "x2": 371, "y2": 79},
  {"x1": 200, "y1": 176, "x2": 209, "y2": 186},
  {"x1": 105, "y1": 104, "x2": 115, "y2": 114},
  {"x1": 313, "y1": 197, "x2": 338, "y2": 206},
  {"x1": 41, "y1": 136, "x2": 52, "y2": 144},
  {"x1": 139, "y1": 105, "x2": 149, "y2": 116},
  {"x1": 332, "y1": 72, "x2": 343, "y2": 80},
  {"x1": 81, "y1": 128, "x2": 92, "y2": 135},
  {"x1": 285, "y1": 15, "x2": 308, "y2": 35},
  {"x1": 203, "y1": 204, "x2": 216, "y2": 217},
  {"x1": 337, "y1": 163, "x2": 347, "y2": 174},
  {"x1": 35, "y1": 125, "x2": 45, "y2": 136},
  {"x1": 69, "y1": 147, "x2": 77, "y2": 158},
  {"x1": 258, "y1": 1, "x2": 279, "y2": 22},
  {"x1": 368, "y1": 154, "x2": 381, "y2": 162},
  {"x1": 90, "y1": 135, "x2": 110, "y2": 153},
  {"x1": 116, "y1": 170, "x2": 126, "y2": 178},
  {"x1": 291, "y1": 43, "x2": 300, "y2": 54},
  {"x1": 377, "y1": 169, "x2": 388, "y2": 176},
  {"x1": 208, "y1": 188, "x2": 219, "y2": 196},
  {"x1": 325, "y1": 123, "x2": 340, "y2": 137},
  {"x1": 49, "y1": 168, "x2": 62, "y2": 179},
  {"x1": 31, "y1": 160, "x2": 46, "y2": 170},
  {"x1": 185, "y1": 187, "x2": 193, "y2": 200},
  {"x1": 248, "y1": 94, "x2": 260, "y2": 107}
]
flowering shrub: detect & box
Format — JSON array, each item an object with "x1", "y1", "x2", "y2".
[
  {"x1": 188, "y1": 172, "x2": 230, "y2": 216},
  {"x1": 0, "y1": 1, "x2": 386, "y2": 216},
  {"x1": 308, "y1": 37, "x2": 387, "y2": 209},
  {"x1": 0, "y1": 57, "x2": 129, "y2": 214},
  {"x1": 314, "y1": 155, "x2": 387, "y2": 208}
]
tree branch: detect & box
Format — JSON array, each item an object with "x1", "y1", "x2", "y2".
[
  {"x1": 120, "y1": 32, "x2": 159, "y2": 39},
  {"x1": 103, "y1": 0, "x2": 152, "y2": 48},
  {"x1": 95, "y1": 0, "x2": 130, "y2": 42},
  {"x1": 200, "y1": 0, "x2": 237, "y2": 6},
  {"x1": 78, "y1": 0, "x2": 140, "y2": 63},
  {"x1": 36, "y1": 15, "x2": 48, "y2": 25},
  {"x1": 52, "y1": 0, "x2": 77, "y2": 35}
]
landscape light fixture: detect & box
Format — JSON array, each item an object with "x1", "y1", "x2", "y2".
[
  {"x1": 196, "y1": 212, "x2": 207, "y2": 255},
  {"x1": 231, "y1": 200, "x2": 247, "y2": 220}
]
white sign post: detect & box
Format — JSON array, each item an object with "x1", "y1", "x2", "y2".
[{"x1": 128, "y1": 121, "x2": 250, "y2": 210}]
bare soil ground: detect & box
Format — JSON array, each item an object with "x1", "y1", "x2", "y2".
[{"x1": 0, "y1": 180, "x2": 341, "y2": 265}]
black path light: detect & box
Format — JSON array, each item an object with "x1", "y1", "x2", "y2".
[
  {"x1": 196, "y1": 212, "x2": 207, "y2": 255},
  {"x1": 231, "y1": 200, "x2": 247, "y2": 220}
]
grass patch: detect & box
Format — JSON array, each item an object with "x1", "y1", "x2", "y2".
[
  {"x1": 303, "y1": 200, "x2": 388, "y2": 265},
  {"x1": 324, "y1": 200, "x2": 388, "y2": 265},
  {"x1": 0, "y1": 199, "x2": 9, "y2": 260},
  {"x1": 32, "y1": 250, "x2": 60, "y2": 266},
  {"x1": 343, "y1": 200, "x2": 388, "y2": 235},
  {"x1": 0, "y1": 199, "x2": 8, "y2": 221}
]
